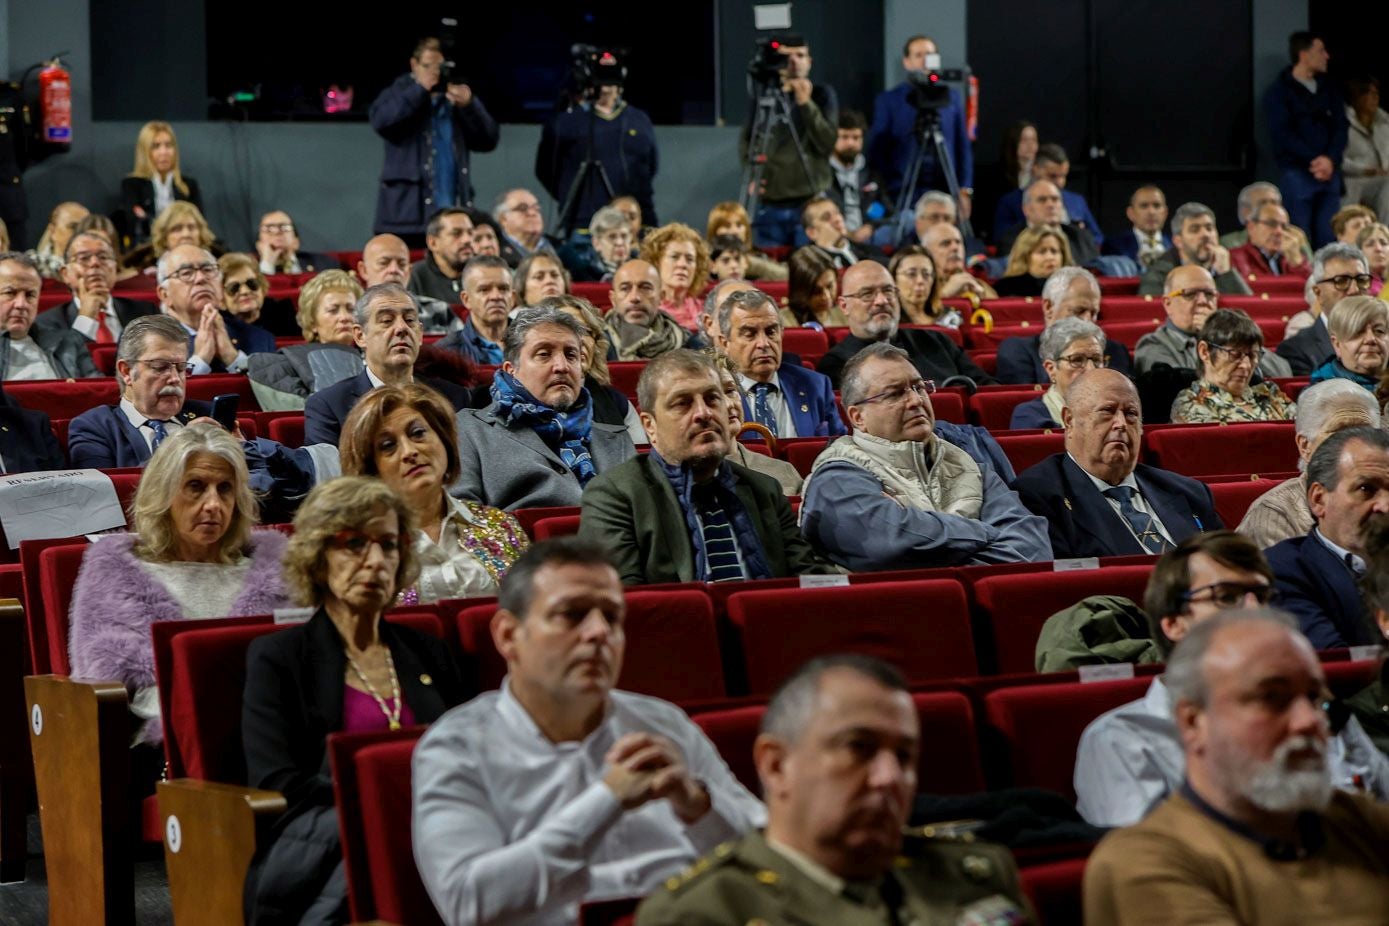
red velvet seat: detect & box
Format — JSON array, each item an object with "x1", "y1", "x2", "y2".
[
  {"x1": 1204, "y1": 477, "x2": 1284, "y2": 529},
  {"x1": 928, "y1": 390, "x2": 966, "y2": 424},
  {"x1": 571, "y1": 281, "x2": 613, "y2": 310},
  {"x1": 983, "y1": 676, "x2": 1152, "y2": 798},
  {"x1": 267, "y1": 415, "x2": 306, "y2": 448},
  {"x1": 783, "y1": 438, "x2": 830, "y2": 477},
  {"x1": 533, "y1": 515, "x2": 582, "y2": 540},
  {"x1": 1097, "y1": 319, "x2": 1162, "y2": 349},
  {"x1": 781, "y1": 327, "x2": 829, "y2": 364},
  {"x1": 724, "y1": 580, "x2": 976, "y2": 696},
  {"x1": 608, "y1": 361, "x2": 646, "y2": 402},
  {"x1": 1322, "y1": 659, "x2": 1379, "y2": 700},
  {"x1": 37, "y1": 542, "x2": 90, "y2": 675},
  {"x1": 183, "y1": 373, "x2": 262, "y2": 411},
  {"x1": 4, "y1": 379, "x2": 119, "y2": 419},
  {"x1": 1144, "y1": 422, "x2": 1297, "y2": 477},
  {"x1": 971, "y1": 565, "x2": 1156, "y2": 675},
  {"x1": 968, "y1": 387, "x2": 1046, "y2": 430},
  {"x1": 1020, "y1": 857, "x2": 1089, "y2": 926},
  {"x1": 994, "y1": 431, "x2": 1065, "y2": 474},
  {"x1": 975, "y1": 299, "x2": 1043, "y2": 326},
  {"x1": 579, "y1": 899, "x2": 639, "y2": 926},
  {"x1": 512, "y1": 506, "x2": 581, "y2": 539}
]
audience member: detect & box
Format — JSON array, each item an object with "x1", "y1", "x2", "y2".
[
  {"x1": 1220, "y1": 182, "x2": 1306, "y2": 255},
  {"x1": 433, "y1": 254, "x2": 513, "y2": 366},
  {"x1": 218, "y1": 252, "x2": 275, "y2": 331},
  {"x1": 826, "y1": 109, "x2": 890, "y2": 241},
  {"x1": 369, "y1": 37, "x2": 498, "y2": 241},
  {"x1": 1000, "y1": 119, "x2": 1038, "y2": 191},
  {"x1": 1084, "y1": 610, "x2": 1389, "y2": 923},
  {"x1": 699, "y1": 277, "x2": 757, "y2": 344},
  {"x1": 247, "y1": 270, "x2": 365, "y2": 412},
  {"x1": 903, "y1": 191, "x2": 984, "y2": 257},
  {"x1": 407, "y1": 207, "x2": 474, "y2": 304},
  {"x1": 715, "y1": 289, "x2": 844, "y2": 439},
  {"x1": 158, "y1": 244, "x2": 273, "y2": 374},
  {"x1": 1310, "y1": 294, "x2": 1389, "y2": 388},
  {"x1": 241, "y1": 476, "x2": 466, "y2": 923},
  {"x1": 709, "y1": 352, "x2": 803, "y2": 496},
  {"x1": 603, "y1": 259, "x2": 701, "y2": 361},
  {"x1": 639, "y1": 223, "x2": 709, "y2": 331},
  {"x1": 782, "y1": 246, "x2": 844, "y2": 328},
  {"x1": 921, "y1": 222, "x2": 997, "y2": 302},
  {"x1": 566, "y1": 204, "x2": 633, "y2": 282},
  {"x1": 580, "y1": 350, "x2": 829, "y2": 584},
  {"x1": 1240, "y1": 379, "x2": 1380, "y2": 547},
  {"x1": 120, "y1": 122, "x2": 200, "y2": 246},
  {"x1": 1012, "y1": 369, "x2": 1221, "y2": 558},
  {"x1": 1348, "y1": 515, "x2": 1389, "y2": 755},
  {"x1": 254, "y1": 210, "x2": 337, "y2": 275},
  {"x1": 1358, "y1": 222, "x2": 1389, "y2": 294},
  {"x1": 455, "y1": 306, "x2": 635, "y2": 510},
  {"x1": 1009, "y1": 316, "x2": 1106, "y2": 429},
  {"x1": 412, "y1": 537, "x2": 765, "y2": 925},
  {"x1": 1333, "y1": 204, "x2": 1377, "y2": 245},
  {"x1": 707, "y1": 235, "x2": 749, "y2": 282},
  {"x1": 133, "y1": 201, "x2": 220, "y2": 275},
  {"x1": 996, "y1": 266, "x2": 1134, "y2": 383},
  {"x1": 1170, "y1": 309, "x2": 1297, "y2": 423},
  {"x1": 0, "y1": 250, "x2": 98, "y2": 380},
  {"x1": 997, "y1": 179, "x2": 1098, "y2": 266},
  {"x1": 35, "y1": 231, "x2": 155, "y2": 343},
  {"x1": 303, "y1": 283, "x2": 473, "y2": 446},
  {"x1": 890, "y1": 245, "x2": 954, "y2": 327},
  {"x1": 1137, "y1": 202, "x2": 1252, "y2": 296},
  {"x1": 802, "y1": 342, "x2": 1049, "y2": 571},
  {"x1": 1266, "y1": 425, "x2": 1389, "y2": 648},
  {"x1": 1343, "y1": 76, "x2": 1389, "y2": 220},
  {"x1": 994, "y1": 224, "x2": 1072, "y2": 297},
  {"x1": 1229, "y1": 201, "x2": 1311, "y2": 279},
  {"x1": 0, "y1": 384, "x2": 64, "y2": 473},
  {"x1": 992, "y1": 144, "x2": 1103, "y2": 246},
  {"x1": 612, "y1": 195, "x2": 647, "y2": 241},
  {"x1": 1278, "y1": 242, "x2": 1371, "y2": 372},
  {"x1": 637, "y1": 654, "x2": 1030, "y2": 926},
  {"x1": 705, "y1": 201, "x2": 786, "y2": 281},
  {"x1": 799, "y1": 195, "x2": 884, "y2": 269},
  {"x1": 493, "y1": 188, "x2": 559, "y2": 268},
  {"x1": 1102, "y1": 185, "x2": 1171, "y2": 267},
  {"x1": 340, "y1": 384, "x2": 527, "y2": 603},
  {"x1": 358, "y1": 233, "x2": 455, "y2": 334},
  {"x1": 816, "y1": 262, "x2": 995, "y2": 387},
  {"x1": 543, "y1": 294, "x2": 647, "y2": 444},
  {"x1": 516, "y1": 251, "x2": 570, "y2": 306},
  {"x1": 1135, "y1": 264, "x2": 1289, "y2": 378},
  {"x1": 28, "y1": 201, "x2": 88, "y2": 278},
  {"x1": 1264, "y1": 32, "x2": 1347, "y2": 247},
  {"x1": 470, "y1": 218, "x2": 501, "y2": 258}
]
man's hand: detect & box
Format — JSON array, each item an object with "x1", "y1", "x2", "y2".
[
  {"x1": 1209, "y1": 243, "x2": 1232, "y2": 275},
  {"x1": 782, "y1": 77, "x2": 813, "y2": 107},
  {"x1": 1280, "y1": 234, "x2": 1307, "y2": 267},
  {"x1": 256, "y1": 238, "x2": 285, "y2": 268},
  {"x1": 959, "y1": 191, "x2": 973, "y2": 221},
  {"x1": 850, "y1": 224, "x2": 875, "y2": 244},
  {"x1": 76, "y1": 289, "x2": 108, "y2": 320},
  {"x1": 602, "y1": 733, "x2": 709, "y2": 822},
  {"x1": 193, "y1": 308, "x2": 219, "y2": 364},
  {"x1": 1310, "y1": 155, "x2": 1335, "y2": 182},
  {"x1": 209, "y1": 310, "x2": 240, "y2": 365},
  {"x1": 445, "y1": 83, "x2": 473, "y2": 107},
  {"x1": 940, "y1": 271, "x2": 985, "y2": 299}
]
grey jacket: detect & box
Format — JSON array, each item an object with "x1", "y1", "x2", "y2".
[
  {"x1": 451, "y1": 403, "x2": 636, "y2": 511},
  {"x1": 0, "y1": 327, "x2": 100, "y2": 380},
  {"x1": 1134, "y1": 321, "x2": 1291, "y2": 378},
  {"x1": 246, "y1": 342, "x2": 365, "y2": 412}
]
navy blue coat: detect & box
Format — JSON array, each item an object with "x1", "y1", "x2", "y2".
[
  {"x1": 1102, "y1": 229, "x2": 1173, "y2": 261},
  {"x1": 1275, "y1": 318, "x2": 1334, "y2": 377},
  {"x1": 1011, "y1": 453, "x2": 1221, "y2": 559},
  {"x1": 738, "y1": 362, "x2": 845, "y2": 441},
  {"x1": 867, "y1": 82, "x2": 973, "y2": 201},
  {"x1": 535, "y1": 101, "x2": 658, "y2": 232},
  {"x1": 0, "y1": 404, "x2": 65, "y2": 473},
  {"x1": 1009, "y1": 397, "x2": 1059, "y2": 430},
  {"x1": 66, "y1": 401, "x2": 211, "y2": 469},
  {"x1": 995, "y1": 333, "x2": 1133, "y2": 385},
  {"x1": 1264, "y1": 67, "x2": 1349, "y2": 172},
  {"x1": 992, "y1": 187, "x2": 1104, "y2": 246},
  {"x1": 369, "y1": 75, "x2": 501, "y2": 235},
  {"x1": 1265, "y1": 532, "x2": 1376, "y2": 650},
  {"x1": 303, "y1": 371, "x2": 476, "y2": 447}
]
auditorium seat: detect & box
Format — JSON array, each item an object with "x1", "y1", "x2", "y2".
[
  {"x1": 1098, "y1": 319, "x2": 1162, "y2": 349},
  {"x1": 975, "y1": 299, "x2": 1043, "y2": 326},
  {"x1": 969, "y1": 387, "x2": 1046, "y2": 430},
  {"x1": 781, "y1": 327, "x2": 829, "y2": 364},
  {"x1": 608, "y1": 361, "x2": 646, "y2": 402},
  {"x1": 184, "y1": 373, "x2": 262, "y2": 411},
  {"x1": 580, "y1": 899, "x2": 639, "y2": 926},
  {"x1": 1322, "y1": 659, "x2": 1379, "y2": 700},
  {"x1": 267, "y1": 415, "x2": 305, "y2": 448},
  {"x1": 724, "y1": 580, "x2": 976, "y2": 696},
  {"x1": 1020, "y1": 857, "x2": 1089, "y2": 926},
  {"x1": 994, "y1": 431, "x2": 1065, "y2": 474},
  {"x1": 533, "y1": 515, "x2": 582, "y2": 540},
  {"x1": 1204, "y1": 477, "x2": 1284, "y2": 528},
  {"x1": 1144, "y1": 422, "x2": 1297, "y2": 477},
  {"x1": 783, "y1": 438, "x2": 830, "y2": 476},
  {"x1": 571, "y1": 281, "x2": 613, "y2": 310},
  {"x1": 928, "y1": 389, "x2": 966, "y2": 424},
  {"x1": 512, "y1": 505, "x2": 582, "y2": 539},
  {"x1": 4, "y1": 378, "x2": 118, "y2": 419}
]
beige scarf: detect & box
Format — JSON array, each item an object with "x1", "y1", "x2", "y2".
[{"x1": 805, "y1": 430, "x2": 984, "y2": 519}]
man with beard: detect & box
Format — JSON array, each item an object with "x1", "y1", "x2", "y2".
[
  {"x1": 437, "y1": 254, "x2": 513, "y2": 366},
  {"x1": 157, "y1": 243, "x2": 274, "y2": 373},
  {"x1": 603, "y1": 259, "x2": 702, "y2": 361},
  {"x1": 1266, "y1": 426, "x2": 1389, "y2": 648},
  {"x1": 815, "y1": 261, "x2": 995, "y2": 387},
  {"x1": 1084, "y1": 610, "x2": 1389, "y2": 924},
  {"x1": 637, "y1": 654, "x2": 1031, "y2": 925},
  {"x1": 1137, "y1": 202, "x2": 1253, "y2": 296},
  {"x1": 357, "y1": 233, "x2": 456, "y2": 334},
  {"x1": 35, "y1": 231, "x2": 156, "y2": 342},
  {"x1": 454, "y1": 306, "x2": 635, "y2": 510},
  {"x1": 578, "y1": 350, "x2": 829, "y2": 585},
  {"x1": 407, "y1": 208, "x2": 474, "y2": 304}
]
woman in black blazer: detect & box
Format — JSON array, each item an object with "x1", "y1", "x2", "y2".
[
  {"x1": 241, "y1": 476, "x2": 467, "y2": 925},
  {"x1": 119, "y1": 120, "x2": 202, "y2": 247}
]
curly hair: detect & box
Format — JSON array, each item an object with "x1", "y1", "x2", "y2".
[
  {"x1": 295, "y1": 269, "x2": 364, "y2": 342},
  {"x1": 151, "y1": 201, "x2": 215, "y2": 258},
  {"x1": 639, "y1": 222, "x2": 710, "y2": 297}
]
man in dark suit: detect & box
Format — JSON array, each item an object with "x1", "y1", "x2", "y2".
[
  {"x1": 304, "y1": 283, "x2": 474, "y2": 446},
  {"x1": 1228, "y1": 202, "x2": 1312, "y2": 280},
  {"x1": 995, "y1": 267, "x2": 1134, "y2": 384},
  {"x1": 1102, "y1": 185, "x2": 1172, "y2": 268},
  {"x1": 579, "y1": 350, "x2": 829, "y2": 585},
  {"x1": 817, "y1": 262, "x2": 995, "y2": 388},
  {"x1": 1265, "y1": 425, "x2": 1389, "y2": 649},
  {"x1": 159, "y1": 243, "x2": 275, "y2": 373},
  {"x1": 1136, "y1": 202, "x2": 1253, "y2": 297},
  {"x1": 35, "y1": 231, "x2": 157, "y2": 343},
  {"x1": 1012, "y1": 368, "x2": 1222, "y2": 558},
  {"x1": 0, "y1": 391, "x2": 65, "y2": 473},
  {"x1": 253, "y1": 210, "x2": 340, "y2": 275},
  {"x1": 993, "y1": 145, "x2": 1104, "y2": 247},
  {"x1": 0, "y1": 251, "x2": 99, "y2": 380},
  {"x1": 67, "y1": 315, "x2": 211, "y2": 469},
  {"x1": 1276, "y1": 242, "x2": 1369, "y2": 375},
  {"x1": 716, "y1": 288, "x2": 845, "y2": 440},
  {"x1": 996, "y1": 179, "x2": 1101, "y2": 265}
]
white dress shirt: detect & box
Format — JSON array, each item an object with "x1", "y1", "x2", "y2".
[
  {"x1": 5, "y1": 337, "x2": 57, "y2": 381},
  {"x1": 151, "y1": 173, "x2": 175, "y2": 217},
  {"x1": 737, "y1": 371, "x2": 797, "y2": 437},
  {"x1": 1070, "y1": 455, "x2": 1178, "y2": 545},
  {"x1": 120, "y1": 396, "x2": 184, "y2": 452},
  {"x1": 412, "y1": 681, "x2": 766, "y2": 926},
  {"x1": 411, "y1": 495, "x2": 506, "y2": 603},
  {"x1": 71, "y1": 296, "x2": 124, "y2": 342}
]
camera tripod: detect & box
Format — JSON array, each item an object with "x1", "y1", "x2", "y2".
[
  {"x1": 893, "y1": 106, "x2": 973, "y2": 244},
  {"x1": 739, "y1": 80, "x2": 815, "y2": 218},
  {"x1": 555, "y1": 99, "x2": 618, "y2": 239}
]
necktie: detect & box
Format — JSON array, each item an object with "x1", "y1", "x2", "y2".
[
  {"x1": 694, "y1": 485, "x2": 746, "y2": 583},
  {"x1": 148, "y1": 419, "x2": 168, "y2": 452},
  {"x1": 751, "y1": 382, "x2": 779, "y2": 437},
  {"x1": 1103, "y1": 485, "x2": 1173, "y2": 554},
  {"x1": 95, "y1": 309, "x2": 115, "y2": 344}
]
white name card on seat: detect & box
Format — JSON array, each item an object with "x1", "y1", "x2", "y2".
[
  {"x1": 1053, "y1": 557, "x2": 1100, "y2": 572},
  {"x1": 1079, "y1": 663, "x2": 1136, "y2": 683},
  {"x1": 273, "y1": 607, "x2": 315, "y2": 625},
  {"x1": 1349, "y1": 645, "x2": 1382, "y2": 663},
  {"x1": 0, "y1": 469, "x2": 125, "y2": 549},
  {"x1": 799, "y1": 573, "x2": 850, "y2": 588}
]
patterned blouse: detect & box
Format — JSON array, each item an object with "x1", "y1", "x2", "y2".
[
  {"x1": 1169, "y1": 380, "x2": 1297, "y2": 424},
  {"x1": 399, "y1": 496, "x2": 529, "y2": 605}
]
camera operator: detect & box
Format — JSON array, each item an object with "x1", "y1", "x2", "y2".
[
  {"x1": 537, "y1": 49, "x2": 658, "y2": 241},
  {"x1": 369, "y1": 36, "x2": 500, "y2": 246},
  {"x1": 740, "y1": 35, "x2": 838, "y2": 249},
  {"x1": 867, "y1": 35, "x2": 974, "y2": 220}
]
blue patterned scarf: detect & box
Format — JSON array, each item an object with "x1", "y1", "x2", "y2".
[
  {"x1": 491, "y1": 370, "x2": 597, "y2": 486},
  {"x1": 650, "y1": 449, "x2": 773, "y2": 582}
]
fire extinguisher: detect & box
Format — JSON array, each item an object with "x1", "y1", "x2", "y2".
[
  {"x1": 38, "y1": 58, "x2": 71, "y2": 146},
  {"x1": 966, "y1": 75, "x2": 979, "y2": 143}
]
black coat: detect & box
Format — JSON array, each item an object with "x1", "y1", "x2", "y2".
[
  {"x1": 817, "y1": 327, "x2": 997, "y2": 388},
  {"x1": 303, "y1": 369, "x2": 478, "y2": 446},
  {"x1": 34, "y1": 296, "x2": 159, "y2": 339},
  {"x1": 1275, "y1": 318, "x2": 1334, "y2": 377},
  {"x1": 0, "y1": 403, "x2": 65, "y2": 473},
  {"x1": 118, "y1": 175, "x2": 202, "y2": 245}
]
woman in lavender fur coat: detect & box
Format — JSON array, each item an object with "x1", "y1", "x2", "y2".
[{"x1": 67, "y1": 424, "x2": 290, "y2": 751}]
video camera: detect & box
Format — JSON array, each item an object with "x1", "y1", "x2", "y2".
[
  {"x1": 571, "y1": 45, "x2": 628, "y2": 93},
  {"x1": 436, "y1": 17, "x2": 463, "y2": 88},
  {"x1": 905, "y1": 53, "x2": 967, "y2": 112},
  {"x1": 747, "y1": 33, "x2": 803, "y2": 86}
]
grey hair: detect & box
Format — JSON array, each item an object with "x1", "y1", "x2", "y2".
[
  {"x1": 1326, "y1": 294, "x2": 1389, "y2": 342},
  {"x1": 1040, "y1": 317, "x2": 1105, "y2": 363},
  {"x1": 913, "y1": 190, "x2": 955, "y2": 220},
  {"x1": 761, "y1": 654, "x2": 908, "y2": 743},
  {"x1": 461, "y1": 253, "x2": 511, "y2": 290},
  {"x1": 1164, "y1": 608, "x2": 1300, "y2": 715},
  {"x1": 702, "y1": 278, "x2": 750, "y2": 321},
  {"x1": 1041, "y1": 266, "x2": 1099, "y2": 307},
  {"x1": 589, "y1": 205, "x2": 629, "y2": 237},
  {"x1": 353, "y1": 282, "x2": 419, "y2": 329},
  {"x1": 1022, "y1": 178, "x2": 1056, "y2": 208},
  {"x1": 63, "y1": 231, "x2": 114, "y2": 262},
  {"x1": 717, "y1": 288, "x2": 779, "y2": 338},
  {"x1": 1311, "y1": 242, "x2": 1368, "y2": 282},
  {"x1": 1236, "y1": 181, "x2": 1280, "y2": 225},
  {"x1": 1307, "y1": 425, "x2": 1389, "y2": 494},
  {"x1": 1170, "y1": 202, "x2": 1215, "y2": 238},
  {"x1": 1295, "y1": 379, "x2": 1381, "y2": 445},
  {"x1": 491, "y1": 188, "x2": 530, "y2": 222},
  {"x1": 155, "y1": 245, "x2": 215, "y2": 285},
  {"x1": 841, "y1": 342, "x2": 913, "y2": 407},
  {"x1": 117, "y1": 315, "x2": 189, "y2": 367},
  {"x1": 502, "y1": 305, "x2": 586, "y2": 365},
  {"x1": 0, "y1": 251, "x2": 40, "y2": 276},
  {"x1": 635, "y1": 348, "x2": 718, "y2": 412}
]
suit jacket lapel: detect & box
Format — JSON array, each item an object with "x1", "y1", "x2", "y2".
[
  {"x1": 112, "y1": 405, "x2": 152, "y2": 465},
  {"x1": 1305, "y1": 536, "x2": 1362, "y2": 625},
  {"x1": 1061, "y1": 455, "x2": 1140, "y2": 555},
  {"x1": 641, "y1": 456, "x2": 695, "y2": 582},
  {"x1": 1134, "y1": 467, "x2": 1200, "y2": 543},
  {"x1": 483, "y1": 408, "x2": 566, "y2": 468}
]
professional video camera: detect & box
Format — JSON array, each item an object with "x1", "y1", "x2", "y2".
[
  {"x1": 570, "y1": 44, "x2": 628, "y2": 93},
  {"x1": 436, "y1": 16, "x2": 462, "y2": 88},
  {"x1": 747, "y1": 36, "x2": 792, "y2": 85},
  {"x1": 904, "y1": 63, "x2": 966, "y2": 112}
]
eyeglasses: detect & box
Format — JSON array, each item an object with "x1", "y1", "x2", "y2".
[
  {"x1": 1183, "y1": 581, "x2": 1277, "y2": 608},
  {"x1": 259, "y1": 223, "x2": 294, "y2": 234},
  {"x1": 853, "y1": 379, "x2": 936, "y2": 406},
  {"x1": 66, "y1": 252, "x2": 117, "y2": 268},
  {"x1": 1057, "y1": 353, "x2": 1107, "y2": 370},
  {"x1": 844, "y1": 285, "x2": 900, "y2": 303},
  {"x1": 1207, "y1": 343, "x2": 1263, "y2": 365},
  {"x1": 167, "y1": 263, "x2": 221, "y2": 284},
  {"x1": 330, "y1": 530, "x2": 401, "y2": 556},
  {"x1": 1317, "y1": 273, "x2": 1373, "y2": 293},
  {"x1": 135, "y1": 359, "x2": 192, "y2": 376},
  {"x1": 1167, "y1": 288, "x2": 1218, "y2": 303},
  {"x1": 507, "y1": 202, "x2": 542, "y2": 216},
  {"x1": 225, "y1": 279, "x2": 263, "y2": 296},
  {"x1": 1253, "y1": 218, "x2": 1290, "y2": 231}
]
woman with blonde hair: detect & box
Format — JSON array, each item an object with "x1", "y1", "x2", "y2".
[
  {"x1": 1312, "y1": 295, "x2": 1389, "y2": 389},
  {"x1": 639, "y1": 222, "x2": 710, "y2": 331},
  {"x1": 121, "y1": 120, "x2": 202, "y2": 245},
  {"x1": 247, "y1": 269, "x2": 365, "y2": 410},
  {"x1": 705, "y1": 200, "x2": 787, "y2": 281},
  {"x1": 994, "y1": 225, "x2": 1073, "y2": 298},
  {"x1": 1357, "y1": 222, "x2": 1389, "y2": 297}
]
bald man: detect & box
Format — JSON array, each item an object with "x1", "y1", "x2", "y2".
[
  {"x1": 1011, "y1": 368, "x2": 1222, "y2": 558},
  {"x1": 603, "y1": 259, "x2": 703, "y2": 360},
  {"x1": 356, "y1": 233, "x2": 456, "y2": 334}
]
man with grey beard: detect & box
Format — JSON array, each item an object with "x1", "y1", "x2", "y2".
[{"x1": 1084, "y1": 610, "x2": 1389, "y2": 924}]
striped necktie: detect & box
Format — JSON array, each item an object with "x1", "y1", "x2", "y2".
[
  {"x1": 1103, "y1": 485, "x2": 1172, "y2": 554},
  {"x1": 750, "y1": 382, "x2": 780, "y2": 436},
  {"x1": 694, "y1": 484, "x2": 747, "y2": 582}
]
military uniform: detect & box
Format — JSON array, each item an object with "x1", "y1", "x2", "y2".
[{"x1": 636, "y1": 830, "x2": 1032, "y2": 926}]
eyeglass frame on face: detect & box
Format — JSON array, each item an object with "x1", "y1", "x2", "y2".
[
  {"x1": 1205, "y1": 342, "x2": 1263, "y2": 366},
  {"x1": 330, "y1": 529, "x2": 402, "y2": 557},
  {"x1": 134, "y1": 359, "x2": 193, "y2": 376},
  {"x1": 852, "y1": 378, "x2": 936, "y2": 406},
  {"x1": 225, "y1": 278, "x2": 263, "y2": 296},
  {"x1": 1056, "y1": 352, "x2": 1107, "y2": 370},
  {"x1": 506, "y1": 201, "x2": 542, "y2": 216},
  {"x1": 1166, "y1": 287, "x2": 1218, "y2": 303},
  {"x1": 1316, "y1": 273, "x2": 1373, "y2": 293},
  {"x1": 259, "y1": 222, "x2": 294, "y2": 234},
  {"x1": 843, "y1": 284, "x2": 900, "y2": 303},
  {"x1": 1181, "y1": 581, "x2": 1277, "y2": 608},
  {"x1": 1252, "y1": 218, "x2": 1290, "y2": 231},
  {"x1": 66, "y1": 251, "x2": 117, "y2": 268},
  {"x1": 166, "y1": 263, "x2": 222, "y2": 285}
]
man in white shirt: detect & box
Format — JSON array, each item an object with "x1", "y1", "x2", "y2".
[
  {"x1": 35, "y1": 232, "x2": 157, "y2": 343},
  {"x1": 412, "y1": 538, "x2": 764, "y2": 926},
  {"x1": 254, "y1": 210, "x2": 337, "y2": 275},
  {"x1": 0, "y1": 250, "x2": 98, "y2": 380}
]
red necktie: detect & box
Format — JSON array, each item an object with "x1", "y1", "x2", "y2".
[{"x1": 95, "y1": 310, "x2": 114, "y2": 344}]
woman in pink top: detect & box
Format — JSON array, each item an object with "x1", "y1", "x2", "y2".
[{"x1": 640, "y1": 222, "x2": 710, "y2": 331}]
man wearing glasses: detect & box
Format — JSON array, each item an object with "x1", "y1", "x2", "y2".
[
  {"x1": 1134, "y1": 263, "x2": 1292, "y2": 378},
  {"x1": 157, "y1": 244, "x2": 273, "y2": 373},
  {"x1": 800, "y1": 341, "x2": 1048, "y2": 571},
  {"x1": 0, "y1": 250, "x2": 98, "y2": 381},
  {"x1": 1277, "y1": 242, "x2": 1372, "y2": 375},
  {"x1": 253, "y1": 210, "x2": 338, "y2": 276},
  {"x1": 1137, "y1": 202, "x2": 1252, "y2": 297},
  {"x1": 1229, "y1": 201, "x2": 1312, "y2": 279},
  {"x1": 36, "y1": 231, "x2": 156, "y2": 343},
  {"x1": 816, "y1": 261, "x2": 995, "y2": 388},
  {"x1": 996, "y1": 266, "x2": 1133, "y2": 384},
  {"x1": 493, "y1": 188, "x2": 559, "y2": 269}
]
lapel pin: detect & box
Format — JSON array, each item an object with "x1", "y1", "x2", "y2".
[
  {"x1": 1064, "y1": 497, "x2": 1073, "y2": 510},
  {"x1": 419, "y1": 673, "x2": 433, "y2": 686}
]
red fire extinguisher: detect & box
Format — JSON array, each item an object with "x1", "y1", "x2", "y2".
[{"x1": 38, "y1": 59, "x2": 71, "y2": 146}]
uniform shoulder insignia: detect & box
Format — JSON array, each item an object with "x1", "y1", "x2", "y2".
[
  {"x1": 662, "y1": 843, "x2": 740, "y2": 894},
  {"x1": 956, "y1": 894, "x2": 1028, "y2": 925},
  {"x1": 960, "y1": 853, "x2": 995, "y2": 882}
]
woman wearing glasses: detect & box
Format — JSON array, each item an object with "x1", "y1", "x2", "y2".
[
  {"x1": 1171, "y1": 309, "x2": 1296, "y2": 423},
  {"x1": 1011, "y1": 317, "x2": 1108, "y2": 429},
  {"x1": 241, "y1": 476, "x2": 466, "y2": 924},
  {"x1": 1310, "y1": 296, "x2": 1389, "y2": 389},
  {"x1": 890, "y1": 245, "x2": 957, "y2": 327},
  {"x1": 639, "y1": 222, "x2": 710, "y2": 332}
]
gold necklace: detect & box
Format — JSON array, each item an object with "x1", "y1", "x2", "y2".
[{"x1": 345, "y1": 646, "x2": 403, "y2": 731}]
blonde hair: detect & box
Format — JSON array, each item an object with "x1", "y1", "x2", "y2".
[
  {"x1": 34, "y1": 202, "x2": 88, "y2": 259},
  {"x1": 129, "y1": 121, "x2": 191, "y2": 197},
  {"x1": 537, "y1": 294, "x2": 611, "y2": 385},
  {"x1": 1003, "y1": 225, "x2": 1073, "y2": 278},
  {"x1": 296, "y1": 269, "x2": 364, "y2": 341},
  {"x1": 1328, "y1": 294, "x2": 1389, "y2": 342},
  {"x1": 706, "y1": 201, "x2": 752, "y2": 245},
  {"x1": 151, "y1": 201, "x2": 215, "y2": 258},
  {"x1": 132, "y1": 424, "x2": 258, "y2": 565},
  {"x1": 640, "y1": 223, "x2": 711, "y2": 297},
  {"x1": 282, "y1": 477, "x2": 419, "y2": 607}
]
